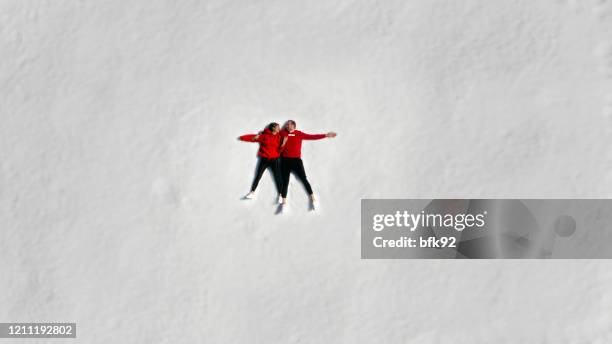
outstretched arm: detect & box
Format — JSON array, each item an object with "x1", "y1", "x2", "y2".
[
  {"x1": 325, "y1": 132, "x2": 337, "y2": 138},
  {"x1": 238, "y1": 134, "x2": 261, "y2": 142},
  {"x1": 301, "y1": 132, "x2": 337, "y2": 140}
]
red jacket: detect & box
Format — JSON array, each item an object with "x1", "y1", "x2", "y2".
[
  {"x1": 280, "y1": 130, "x2": 326, "y2": 158},
  {"x1": 239, "y1": 128, "x2": 282, "y2": 159}
]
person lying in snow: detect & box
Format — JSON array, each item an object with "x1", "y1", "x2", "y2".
[
  {"x1": 278, "y1": 120, "x2": 336, "y2": 212},
  {"x1": 238, "y1": 122, "x2": 284, "y2": 203}
]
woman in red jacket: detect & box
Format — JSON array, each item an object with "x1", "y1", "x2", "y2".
[{"x1": 238, "y1": 122, "x2": 283, "y2": 201}]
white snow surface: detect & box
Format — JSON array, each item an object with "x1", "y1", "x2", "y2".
[{"x1": 2, "y1": 0, "x2": 612, "y2": 343}]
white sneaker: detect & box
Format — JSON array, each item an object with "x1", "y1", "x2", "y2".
[
  {"x1": 278, "y1": 195, "x2": 284, "y2": 204},
  {"x1": 310, "y1": 195, "x2": 317, "y2": 211},
  {"x1": 245, "y1": 191, "x2": 256, "y2": 200},
  {"x1": 280, "y1": 202, "x2": 289, "y2": 214}
]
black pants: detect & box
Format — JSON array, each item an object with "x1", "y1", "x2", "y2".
[
  {"x1": 251, "y1": 157, "x2": 282, "y2": 194},
  {"x1": 281, "y1": 158, "x2": 313, "y2": 198}
]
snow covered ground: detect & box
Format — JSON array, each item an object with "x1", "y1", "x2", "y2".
[{"x1": 2, "y1": 0, "x2": 612, "y2": 342}]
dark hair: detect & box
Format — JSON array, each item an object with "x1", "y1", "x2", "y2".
[
  {"x1": 286, "y1": 120, "x2": 296, "y2": 127},
  {"x1": 267, "y1": 122, "x2": 279, "y2": 131}
]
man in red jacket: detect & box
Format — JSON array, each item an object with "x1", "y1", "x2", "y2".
[
  {"x1": 239, "y1": 122, "x2": 283, "y2": 201},
  {"x1": 279, "y1": 120, "x2": 337, "y2": 211}
]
